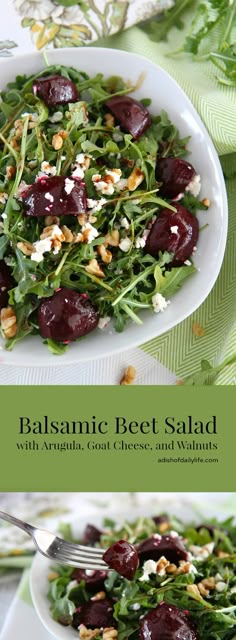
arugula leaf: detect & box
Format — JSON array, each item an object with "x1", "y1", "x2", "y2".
[
  {"x1": 154, "y1": 264, "x2": 196, "y2": 297},
  {"x1": 179, "y1": 353, "x2": 236, "y2": 385}
]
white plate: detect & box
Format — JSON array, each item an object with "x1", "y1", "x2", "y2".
[
  {"x1": 30, "y1": 500, "x2": 233, "y2": 640},
  {"x1": 0, "y1": 48, "x2": 228, "y2": 366}
]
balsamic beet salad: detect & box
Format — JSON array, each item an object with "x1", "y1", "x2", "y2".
[
  {"x1": 0, "y1": 66, "x2": 209, "y2": 353},
  {"x1": 48, "y1": 515, "x2": 236, "y2": 640}
]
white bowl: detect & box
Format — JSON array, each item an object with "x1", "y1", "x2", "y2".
[
  {"x1": 0, "y1": 48, "x2": 227, "y2": 366},
  {"x1": 30, "y1": 502, "x2": 232, "y2": 639}
]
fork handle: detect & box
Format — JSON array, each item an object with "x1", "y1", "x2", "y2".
[{"x1": 0, "y1": 511, "x2": 34, "y2": 536}]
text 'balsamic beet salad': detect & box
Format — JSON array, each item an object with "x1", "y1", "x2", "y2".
[
  {"x1": 0, "y1": 66, "x2": 209, "y2": 353},
  {"x1": 48, "y1": 515, "x2": 236, "y2": 640}
]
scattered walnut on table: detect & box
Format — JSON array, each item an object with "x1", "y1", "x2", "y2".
[{"x1": 120, "y1": 365, "x2": 136, "y2": 385}]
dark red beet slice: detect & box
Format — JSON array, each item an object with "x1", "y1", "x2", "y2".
[
  {"x1": 38, "y1": 288, "x2": 99, "y2": 342},
  {"x1": 0, "y1": 261, "x2": 15, "y2": 309},
  {"x1": 140, "y1": 603, "x2": 198, "y2": 640},
  {"x1": 155, "y1": 158, "x2": 196, "y2": 199},
  {"x1": 145, "y1": 203, "x2": 199, "y2": 265},
  {"x1": 82, "y1": 524, "x2": 103, "y2": 546},
  {"x1": 72, "y1": 599, "x2": 115, "y2": 630},
  {"x1": 138, "y1": 534, "x2": 188, "y2": 565},
  {"x1": 103, "y1": 540, "x2": 139, "y2": 580},
  {"x1": 71, "y1": 569, "x2": 107, "y2": 592},
  {"x1": 33, "y1": 74, "x2": 78, "y2": 106},
  {"x1": 22, "y1": 175, "x2": 87, "y2": 217},
  {"x1": 106, "y1": 96, "x2": 151, "y2": 139}
]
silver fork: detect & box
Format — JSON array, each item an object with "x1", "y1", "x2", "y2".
[{"x1": 0, "y1": 511, "x2": 108, "y2": 571}]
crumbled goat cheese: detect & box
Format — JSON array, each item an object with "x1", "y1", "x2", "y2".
[
  {"x1": 0, "y1": 193, "x2": 8, "y2": 205},
  {"x1": 215, "y1": 582, "x2": 227, "y2": 592},
  {"x1": 152, "y1": 292, "x2": 170, "y2": 313},
  {"x1": 45, "y1": 192, "x2": 54, "y2": 203},
  {"x1": 169, "y1": 530, "x2": 179, "y2": 538},
  {"x1": 130, "y1": 603, "x2": 141, "y2": 611},
  {"x1": 98, "y1": 316, "x2": 111, "y2": 329},
  {"x1": 1, "y1": 212, "x2": 7, "y2": 219},
  {"x1": 116, "y1": 178, "x2": 128, "y2": 191},
  {"x1": 185, "y1": 174, "x2": 201, "y2": 197},
  {"x1": 72, "y1": 166, "x2": 84, "y2": 179},
  {"x1": 120, "y1": 217, "x2": 130, "y2": 230},
  {"x1": 85, "y1": 569, "x2": 94, "y2": 577},
  {"x1": 48, "y1": 111, "x2": 63, "y2": 123},
  {"x1": 215, "y1": 573, "x2": 223, "y2": 583},
  {"x1": 31, "y1": 238, "x2": 52, "y2": 263},
  {"x1": 105, "y1": 168, "x2": 122, "y2": 183},
  {"x1": 152, "y1": 533, "x2": 161, "y2": 540},
  {"x1": 119, "y1": 237, "x2": 132, "y2": 252},
  {"x1": 189, "y1": 542, "x2": 214, "y2": 560},
  {"x1": 184, "y1": 259, "x2": 192, "y2": 266},
  {"x1": 17, "y1": 181, "x2": 29, "y2": 197},
  {"x1": 112, "y1": 131, "x2": 123, "y2": 142},
  {"x1": 81, "y1": 223, "x2": 99, "y2": 243},
  {"x1": 135, "y1": 237, "x2": 146, "y2": 249},
  {"x1": 140, "y1": 559, "x2": 157, "y2": 582},
  {"x1": 87, "y1": 198, "x2": 107, "y2": 213},
  {"x1": 170, "y1": 225, "x2": 178, "y2": 235},
  {"x1": 64, "y1": 178, "x2": 75, "y2": 195},
  {"x1": 39, "y1": 161, "x2": 57, "y2": 176}
]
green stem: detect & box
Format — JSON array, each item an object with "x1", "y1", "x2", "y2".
[
  {"x1": 112, "y1": 264, "x2": 155, "y2": 307},
  {"x1": 55, "y1": 250, "x2": 69, "y2": 277},
  {"x1": 0, "y1": 133, "x2": 18, "y2": 163},
  {"x1": 120, "y1": 302, "x2": 143, "y2": 325},
  {"x1": 220, "y1": 1, "x2": 236, "y2": 50}
]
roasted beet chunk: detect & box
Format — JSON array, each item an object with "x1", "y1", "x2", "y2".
[
  {"x1": 145, "y1": 203, "x2": 199, "y2": 265},
  {"x1": 22, "y1": 175, "x2": 87, "y2": 218},
  {"x1": 0, "y1": 261, "x2": 15, "y2": 309},
  {"x1": 106, "y1": 96, "x2": 151, "y2": 139},
  {"x1": 155, "y1": 158, "x2": 196, "y2": 199},
  {"x1": 71, "y1": 569, "x2": 107, "y2": 592},
  {"x1": 33, "y1": 74, "x2": 78, "y2": 106},
  {"x1": 103, "y1": 540, "x2": 139, "y2": 580},
  {"x1": 72, "y1": 599, "x2": 115, "y2": 630},
  {"x1": 82, "y1": 524, "x2": 103, "y2": 546},
  {"x1": 38, "y1": 288, "x2": 99, "y2": 342},
  {"x1": 138, "y1": 534, "x2": 188, "y2": 565},
  {"x1": 140, "y1": 603, "x2": 198, "y2": 640}
]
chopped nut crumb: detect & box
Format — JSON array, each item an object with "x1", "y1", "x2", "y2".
[
  {"x1": 192, "y1": 322, "x2": 205, "y2": 337},
  {"x1": 79, "y1": 624, "x2": 101, "y2": 640},
  {"x1": 156, "y1": 555, "x2": 170, "y2": 576},
  {"x1": 91, "y1": 590, "x2": 106, "y2": 601},
  {"x1": 45, "y1": 215, "x2": 60, "y2": 226},
  {"x1": 102, "y1": 628, "x2": 118, "y2": 640},
  {"x1": 105, "y1": 113, "x2": 115, "y2": 128},
  {"x1": 17, "y1": 241, "x2": 35, "y2": 257},
  {"x1": 6, "y1": 165, "x2": 16, "y2": 180},
  {"x1": 105, "y1": 229, "x2": 120, "y2": 247},
  {"x1": 201, "y1": 577, "x2": 215, "y2": 590},
  {"x1": 128, "y1": 167, "x2": 145, "y2": 191},
  {"x1": 120, "y1": 365, "x2": 136, "y2": 385},
  {"x1": 61, "y1": 225, "x2": 74, "y2": 243},
  {"x1": 159, "y1": 521, "x2": 170, "y2": 533},
  {"x1": 97, "y1": 244, "x2": 112, "y2": 264},
  {"x1": 52, "y1": 133, "x2": 64, "y2": 150},
  {"x1": 197, "y1": 582, "x2": 209, "y2": 597},
  {"x1": 166, "y1": 563, "x2": 177, "y2": 574},
  {"x1": 201, "y1": 198, "x2": 211, "y2": 207},
  {"x1": 85, "y1": 259, "x2": 105, "y2": 278},
  {"x1": 48, "y1": 571, "x2": 59, "y2": 582}
]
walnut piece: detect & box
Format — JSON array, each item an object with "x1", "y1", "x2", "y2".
[
  {"x1": 97, "y1": 244, "x2": 112, "y2": 264},
  {"x1": 1, "y1": 306, "x2": 17, "y2": 339},
  {"x1": 79, "y1": 624, "x2": 101, "y2": 640},
  {"x1": 85, "y1": 259, "x2": 105, "y2": 278},
  {"x1": 102, "y1": 628, "x2": 118, "y2": 640},
  {"x1": 17, "y1": 241, "x2": 35, "y2": 257},
  {"x1": 105, "y1": 230, "x2": 119, "y2": 247},
  {"x1": 120, "y1": 365, "x2": 136, "y2": 386},
  {"x1": 128, "y1": 167, "x2": 145, "y2": 191},
  {"x1": 91, "y1": 590, "x2": 106, "y2": 601}
]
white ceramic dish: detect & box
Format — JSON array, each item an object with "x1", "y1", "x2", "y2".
[
  {"x1": 30, "y1": 502, "x2": 232, "y2": 640},
  {"x1": 0, "y1": 48, "x2": 228, "y2": 366}
]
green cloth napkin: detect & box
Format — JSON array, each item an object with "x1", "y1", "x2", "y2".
[{"x1": 94, "y1": 21, "x2": 236, "y2": 385}]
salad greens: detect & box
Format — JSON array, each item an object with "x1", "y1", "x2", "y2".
[
  {"x1": 141, "y1": 0, "x2": 236, "y2": 87},
  {"x1": 48, "y1": 514, "x2": 236, "y2": 639},
  {"x1": 0, "y1": 64, "x2": 203, "y2": 353}
]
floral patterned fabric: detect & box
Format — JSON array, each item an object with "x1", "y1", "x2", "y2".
[{"x1": 0, "y1": 0, "x2": 173, "y2": 53}]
